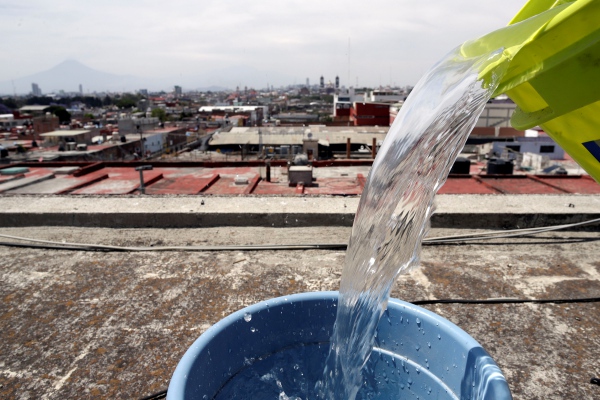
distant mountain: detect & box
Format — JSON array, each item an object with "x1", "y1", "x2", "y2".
[
  {"x1": 0, "y1": 60, "x2": 296, "y2": 95},
  {"x1": 0, "y1": 60, "x2": 146, "y2": 95}
]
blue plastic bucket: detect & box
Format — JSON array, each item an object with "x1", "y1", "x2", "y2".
[{"x1": 167, "y1": 291, "x2": 511, "y2": 399}]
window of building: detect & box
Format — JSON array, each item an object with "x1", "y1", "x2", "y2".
[
  {"x1": 540, "y1": 145, "x2": 555, "y2": 153},
  {"x1": 506, "y1": 145, "x2": 521, "y2": 152}
]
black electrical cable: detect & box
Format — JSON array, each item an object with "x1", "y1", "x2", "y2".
[
  {"x1": 0, "y1": 235, "x2": 597, "y2": 252},
  {"x1": 411, "y1": 296, "x2": 600, "y2": 305},
  {"x1": 139, "y1": 388, "x2": 167, "y2": 400},
  {"x1": 1, "y1": 217, "x2": 599, "y2": 252},
  {"x1": 591, "y1": 377, "x2": 600, "y2": 386}
]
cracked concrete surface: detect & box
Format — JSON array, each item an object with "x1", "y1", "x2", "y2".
[{"x1": 0, "y1": 226, "x2": 598, "y2": 399}]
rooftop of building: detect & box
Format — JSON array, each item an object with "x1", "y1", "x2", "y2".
[
  {"x1": 39, "y1": 129, "x2": 91, "y2": 137},
  {"x1": 0, "y1": 159, "x2": 598, "y2": 197},
  {"x1": 0, "y1": 215, "x2": 598, "y2": 399},
  {"x1": 0, "y1": 123, "x2": 598, "y2": 398}
]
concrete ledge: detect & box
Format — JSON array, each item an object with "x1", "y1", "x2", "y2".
[{"x1": 0, "y1": 194, "x2": 598, "y2": 229}]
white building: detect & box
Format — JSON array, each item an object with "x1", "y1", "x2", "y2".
[
  {"x1": 332, "y1": 88, "x2": 366, "y2": 116},
  {"x1": 125, "y1": 131, "x2": 164, "y2": 155},
  {"x1": 367, "y1": 89, "x2": 405, "y2": 103},
  {"x1": 0, "y1": 114, "x2": 18, "y2": 131},
  {"x1": 476, "y1": 99, "x2": 517, "y2": 128},
  {"x1": 198, "y1": 106, "x2": 268, "y2": 125},
  {"x1": 492, "y1": 136, "x2": 565, "y2": 160}
]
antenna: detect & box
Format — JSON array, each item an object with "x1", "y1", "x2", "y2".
[{"x1": 347, "y1": 38, "x2": 351, "y2": 87}]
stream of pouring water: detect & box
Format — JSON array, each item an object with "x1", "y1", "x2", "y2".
[{"x1": 317, "y1": 47, "x2": 506, "y2": 400}]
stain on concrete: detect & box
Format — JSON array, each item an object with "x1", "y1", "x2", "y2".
[{"x1": 0, "y1": 227, "x2": 598, "y2": 399}]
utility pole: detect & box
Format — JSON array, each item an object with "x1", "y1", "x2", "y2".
[{"x1": 137, "y1": 124, "x2": 144, "y2": 158}]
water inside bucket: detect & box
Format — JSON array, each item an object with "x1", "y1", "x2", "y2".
[{"x1": 173, "y1": 294, "x2": 509, "y2": 400}]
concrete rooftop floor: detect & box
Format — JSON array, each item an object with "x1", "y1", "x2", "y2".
[{"x1": 0, "y1": 221, "x2": 598, "y2": 399}]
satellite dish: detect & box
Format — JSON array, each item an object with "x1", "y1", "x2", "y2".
[{"x1": 307, "y1": 132, "x2": 313, "y2": 138}]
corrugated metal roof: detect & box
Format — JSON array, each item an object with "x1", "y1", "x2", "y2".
[
  {"x1": 40, "y1": 130, "x2": 91, "y2": 137},
  {"x1": 19, "y1": 105, "x2": 51, "y2": 112}
]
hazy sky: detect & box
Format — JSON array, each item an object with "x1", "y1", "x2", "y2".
[{"x1": 1, "y1": 0, "x2": 527, "y2": 90}]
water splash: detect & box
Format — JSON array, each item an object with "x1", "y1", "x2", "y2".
[{"x1": 317, "y1": 47, "x2": 506, "y2": 400}]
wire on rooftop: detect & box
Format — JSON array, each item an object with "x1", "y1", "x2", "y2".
[{"x1": 0, "y1": 217, "x2": 598, "y2": 252}]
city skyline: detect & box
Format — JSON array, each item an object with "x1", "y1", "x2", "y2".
[{"x1": 2, "y1": 0, "x2": 526, "y2": 93}]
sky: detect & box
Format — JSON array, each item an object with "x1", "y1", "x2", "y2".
[{"x1": 0, "y1": 0, "x2": 528, "y2": 91}]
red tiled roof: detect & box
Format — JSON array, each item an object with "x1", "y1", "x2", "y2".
[{"x1": 0, "y1": 162, "x2": 597, "y2": 196}]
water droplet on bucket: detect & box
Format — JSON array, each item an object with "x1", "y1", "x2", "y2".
[
  {"x1": 250, "y1": 327, "x2": 257, "y2": 332},
  {"x1": 416, "y1": 317, "x2": 421, "y2": 325},
  {"x1": 438, "y1": 334, "x2": 441, "y2": 340},
  {"x1": 243, "y1": 312, "x2": 252, "y2": 322}
]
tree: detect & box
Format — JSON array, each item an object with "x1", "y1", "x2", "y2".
[
  {"x1": 0, "y1": 97, "x2": 19, "y2": 109},
  {"x1": 151, "y1": 108, "x2": 167, "y2": 122},
  {"x1": 26, "y1": 96, "x2": 53, "y2": 106},
  {"x1": 83, "y1": 96, "x2": 102, "y2": 108},
  {"x1": 116, "y1": 97, "x2": 137, "y2": 109},
  {"x1": 47, "y1": 106, "x2": 71, "y2": 124}
]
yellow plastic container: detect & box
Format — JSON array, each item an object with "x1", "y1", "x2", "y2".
[{"x1": 461, "y1": 0, "x2": 600, "y2": 182}]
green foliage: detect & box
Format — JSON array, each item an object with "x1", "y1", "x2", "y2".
[
  {"x1": 0, "y1": 97, "x2": 19, "y2": 109},
  {"x1": 151, "y1": 108, "x2": 167, "y2": 122},
  {"x1": 71, "y1": 96, "x2": 103, "y2": 108},
  {"x1": 115, "y1": 98, "x2": 136, "y2": 109},
  {"x1": 115, "y1": 93, "x2": 143, "y2": 109},
  {"x1": 26, "y1": 96, "x2": 53, "y2": 106},
  {"x1": 46, "y1": 106, "x2": 71, "y2": 124},
  {"x1": 83, "y1": 113, "x2": 95, "y2": 119}
]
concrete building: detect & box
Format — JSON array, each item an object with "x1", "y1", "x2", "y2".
[
  {"x1": 198, "y1": 106, "x2": 267, "y2": 126},
  {"x1": 208, "y1": 126, "x2": 388, "y2": 159},
  {"x1": 476, "y1": 98, "x2": 517, "y2": 128},
  {"x1": 31, "y1": 83, "x2": 42, "y2": 96},
  {"x1": 40, "y1": 129, "x2": 93, "y2": 149},
  {"x1": 0, "y1": 114, "x2": 19, "y2": 132},
  {"x1": 492, "y1": 136, "x2": 565, "y2": 160},
  {"x1": 124, "y1": 131, "x2": 164, "y2": 156},
  {"x1": 118, "y1": 118, "x2": 160, "y2": 134},
  {"x1": 368, "y1": 89, "x2": 404, "y2": 103},
  {"x1": 333, "y1": 88, "x2": 366, "y2": 118},
  {"x1": 350, "y1": 102, "x2": 390, "y2": 126},
  {"x1": 33, "y1": 114, "x2": 60, "y2": 134},
  {"x1": 271, "y1": 113, "x2": 319, "y2": 125},
  {"x1": 19, "y1": 105, "x2": 51, "y2": 116}
]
